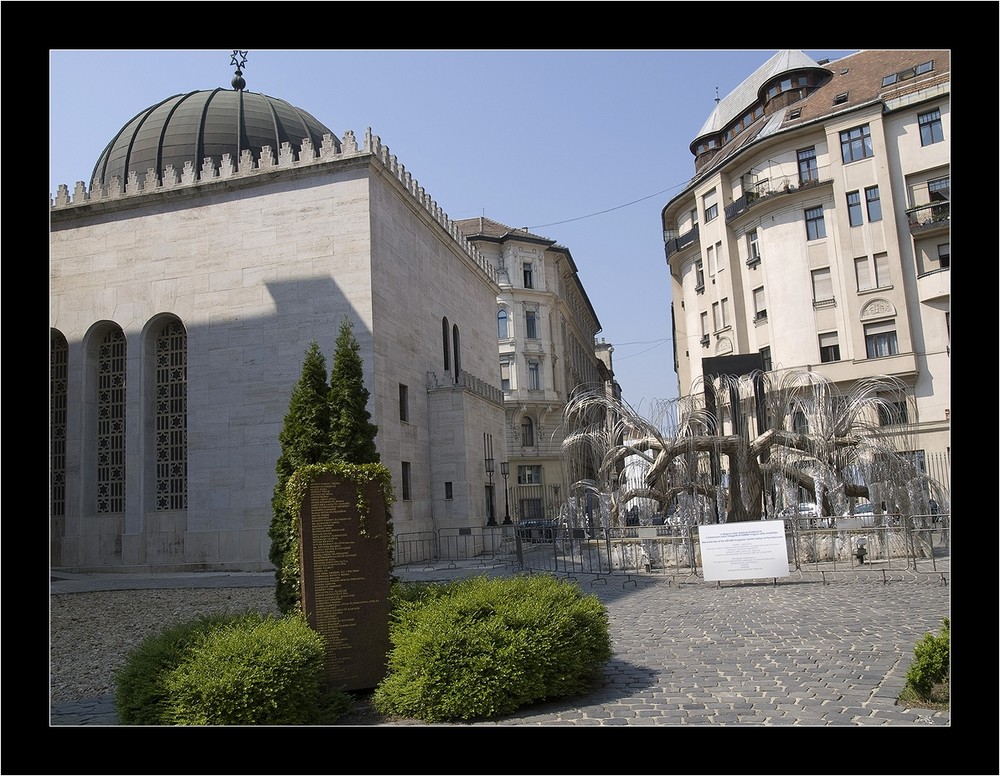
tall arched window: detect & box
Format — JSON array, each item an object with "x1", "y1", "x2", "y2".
[
  {"x1": 155, "y1": 320, "x2": 187, "y2": 510},
  {"x1": 442, "y1": 316, "x2": 451, "y2": 372},
  {"x1": 452, "y1": 324, "x2": 461, "y2": 383},
  {"x1": 50, "y1": 330, "x2": 68, "y2": 518},
  {"x1": 97, "y1": 327, "x2": 126, "y2": 513},
  {"x1": 497, "y1": 309, "x2": 509, "y2": 339},
  {"x1": 521, "y1": 416, "x2": 534, "y2": 447}
]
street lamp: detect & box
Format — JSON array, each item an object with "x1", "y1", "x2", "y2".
[
  {"x1": 485, "y1": 457, "x2": 497, "y2": 526},
  {"x1": 500, "y1": 461, "x2": 511, "y2": 524}
]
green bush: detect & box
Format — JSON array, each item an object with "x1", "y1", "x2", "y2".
[
  {"x1": 373, "y1": 574, "x2": 612, "y2": 722},
  {"x1": 116, "y1": 612, "x2": 353, "y2": 725},
  {"x1": 904, "y1": 617, "x2": 950, "y2": 699},
  {"x1": 162, "y1": 612, "x2": 327, "y2": 725},
  {"x1": 115, "y1": 613, "x2": 234, "y2": 725}
]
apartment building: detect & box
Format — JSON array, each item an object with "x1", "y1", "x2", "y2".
[{"x1": 662, "y1": 50, "x2": 950, "y2": 487}]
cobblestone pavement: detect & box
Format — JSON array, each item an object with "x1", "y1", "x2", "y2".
[{"x1": 50, "y1": 562, "x2": 951, "y2": 729}]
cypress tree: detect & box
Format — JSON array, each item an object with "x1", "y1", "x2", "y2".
[
  {"x1": 329, "y1": 317, "x2": 380, "y2": 464},
  {"x1": 269, "y1": 341, "x2": 332, "y2": 613}
]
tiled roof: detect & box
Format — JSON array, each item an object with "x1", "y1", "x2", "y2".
[
  {"x1": 780, "y1": 49, "x2": 949, "y2": 128},
  {"x1": 453, "y1": 216, "x2": 554, "y2": 244}
]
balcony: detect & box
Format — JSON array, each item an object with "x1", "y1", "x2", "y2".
[
  {"x1": 664, "y1": 224, "x2": 700, "y2": 260},
  {"x1": 906, "y1": 201, "x2": 950, "y2": 237},
  {"x1": 725, "y1": 175, "x2": 831, "y2": 224}
]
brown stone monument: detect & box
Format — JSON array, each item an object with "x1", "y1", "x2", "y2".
[{"x1": 298, "y1": 472, "x2": 392, "y2": 691}]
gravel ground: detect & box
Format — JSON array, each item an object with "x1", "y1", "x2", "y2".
[{"x1": 50, "y1": 588, "x2": 281, "y2": 705}]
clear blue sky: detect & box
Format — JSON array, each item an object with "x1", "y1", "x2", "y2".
[{"x1": 49, "y1": 49, "x2": 856, "y2": 415}]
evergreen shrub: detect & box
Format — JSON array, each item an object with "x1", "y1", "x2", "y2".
[
  {"x1": 373, "y1": 574, "x2": 612, "y2": 722},
  {"x1": 904, "y1": 617, "x2": 950, "y2": 699},
  {"x1": 116, "y1": 612, "x2": 352, "y2": 725}
]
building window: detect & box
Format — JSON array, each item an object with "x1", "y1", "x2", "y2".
[
  {"x1": 521, "y1": 416, "x2": 535, "y2": 447},
  {"x1": 865, "y1": 186, "x2": 882, "y2": 222},
  {"x1": 525, "y1": 310, "x2": 538, "y2": 339},
  {"x1": 865, "y1": 321, "x2": 899, "y2": 358},
  {"x1": 759, "y1": 346, "x2": 772, "y2": 371},
  {"x1": 690, "y1": 208, "x2": 699, "y2": 228},
  {"x1": 523, "y1": 262, "x2": 534, "y2": 289},
  {"x1": 497, "y1": 309, "x2": 509, "y2": 339},
  {"x1": 706, "y1": 243, "x2": 715, "y2": 276},
  {"x1": 97, "y1": 328, "x2": 127, "y2": 514},
  {"x1": 797, "y1": 146, "x2": 818, "y2": 184},
  {"x1": 847, "y1": 190, "x2": 863, "y2": 227},
  {"x1": 399, "y1": 384, "x2": 409, "y2": 422},
  {"x1": 703, "y1": 189, "x2": 718, "y2": 222},
  {"x1": 442, "y1": 317, "x2": 450, "y2": 372},
  {"x1": 401, "y1": 461, "x2": 411, "y2": 500},
  {"x1": 805, "y1": 206, "x2": 826, "y2": 240},
  {"x1": 840, "y1": 124, "x2": 873, "y2": 163},
  {"x1": 500, "y1": 361, "x2": 511, "y2": 391},
  {"x1": 747, "y1": 229, "x2": 761, "y2": 264},
  {"x1": 937, "y1": 242, "x2": 950, "y2": 269},
  {"x1": 878, "y1": 400, "x2": 908, "y2": 427},
  {"x1": 811, "y1": 268, "x2": 833, "y2": 303},
  {"x1": 753, "y1": 287, "x2": 767, "y2": 321},
  {"x1": 918, "y1": 108, "x2": 943, "y2": 146},
  {"x1": 527, "y1": 360, "x2": 541, "y2": 390},
  {"x1": 928, "y1": 176, "x2": 950, "y2": 220},
  {"x1": 833, "y1": 92, "x2": 849, "y2": 105},
  {"x1": 155, "y1": 321, "x2": 187, "y2": 511},
  {"x1": 517, "y1": 464, "x2": 542, "y2": 484},
  {"x1": 856, "y1": 253, "x2": 891, "y2": 291},
  {"x1": 50, "y1": 330, "x2": 69, "y2": 518},
  {"x1": 700, "y1": 312, "x2": 709, "y2": 344},
  {"x1": 819, "y1": 332, "x2": 841, "y2": 363},
  {"x1": 452, "y1": 324, "x2": 461, "y2": 382},
  {"x1": 694, "y1": 260, "x2": 705, "y2": 291},
  {"x1": 444, "y1": 481, "x2": 453, "y2": 500},
  {"x1": 712, "y1": 298, "x2": 730, "y2": 331}
]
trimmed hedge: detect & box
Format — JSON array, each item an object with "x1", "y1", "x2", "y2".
[
  {"x1": 115, "y1": 612, "x2": 349, "y2": 725},
  {"x1": 372, "y1": 574, "x2": 612, "y2": 722}
]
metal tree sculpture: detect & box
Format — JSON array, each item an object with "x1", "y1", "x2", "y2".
[{"x1": 562, "y1": 370, "x2": 945, "y2": 526}]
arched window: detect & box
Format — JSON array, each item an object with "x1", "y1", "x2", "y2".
[
  {"x1": 50, "y1": 330, "x2": 68, "y2": 518},
  {"x1": 452, "y1": 324, "x2": 461, "y2": 383},
  {"x1": 154, "y1": 320, "x2": 187, "y2": 510},
  {"x1": 497, "y1": 309, "x2": 509, "y2": 339},
  {"x1": 442, "y1": 317, "x2": 451, "y2": 372},
  {"x1": 97, "y1": 327, "x2": 127, "y2": 513},
  {"x1": 521, "y1": 416, "x2": 534, "y2": 447}
]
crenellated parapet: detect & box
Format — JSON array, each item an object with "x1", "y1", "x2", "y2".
[{"x1": 51, "y1": 127, "x2": 497, "y2": 285}]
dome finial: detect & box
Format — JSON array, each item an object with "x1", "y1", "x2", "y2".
[{"x1": 230, "y1": 50, "x2": 248, "y2": 91}]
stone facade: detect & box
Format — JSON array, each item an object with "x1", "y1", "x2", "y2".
[{"x1": 50, "y1": 129, "x2": 506, "y2": 571}]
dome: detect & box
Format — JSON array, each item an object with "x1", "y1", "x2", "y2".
[{"x1": 91, "y1": 88, "x2": 338, "y2": 188}]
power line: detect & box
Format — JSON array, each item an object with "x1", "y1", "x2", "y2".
[{"x1": 524, "y1": 182, "x2": 688, "y2": 231}]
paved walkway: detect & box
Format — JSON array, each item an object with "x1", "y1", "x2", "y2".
[{"x1": 50, "y1": 561, "x2": 950, "y2": 727}]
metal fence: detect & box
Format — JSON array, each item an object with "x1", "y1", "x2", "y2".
[{"x1": 392, "y1": 514, "x2": 950, "y2": 585}]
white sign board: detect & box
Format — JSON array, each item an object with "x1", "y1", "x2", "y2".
[{"x1": 698, "y1": 520, "x2": 790, "y2": 582}]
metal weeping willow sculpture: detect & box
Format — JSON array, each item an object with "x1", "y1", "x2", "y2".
[{"x1": 561, "y1": 370, "x2": 947, "y2": 531}]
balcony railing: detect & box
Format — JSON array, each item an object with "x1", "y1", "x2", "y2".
[
  {"x1": 906, "y1": 201, "x2": 950, "y2": 235},
  {"x1": 664, "y1": 224, "x2": 700, "y2": 260},
  {"x1": 725, "y1": 175, "x2": 831, "y2": 224}
]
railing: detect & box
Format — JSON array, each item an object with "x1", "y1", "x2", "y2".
[
  {"x1": 725, "y1": 174, "x2": 831, "y2": 224},
  {"x1": 392, "y1": 514, "x2": 950, "y2": 584},
  {"x1": 906, "y1": 201, "x2": 950, "y2": 234},
  {"x1": 663, "y1": 225, "x2": 700, "y2": 260}
]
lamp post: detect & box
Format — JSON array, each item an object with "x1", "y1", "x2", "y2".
[
  {"x1": 500, "y1": 461, "x2": 511, "y2": 524},
  {"x1": 485, "y1": 457, "x2": 497, "y2": 526}
]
